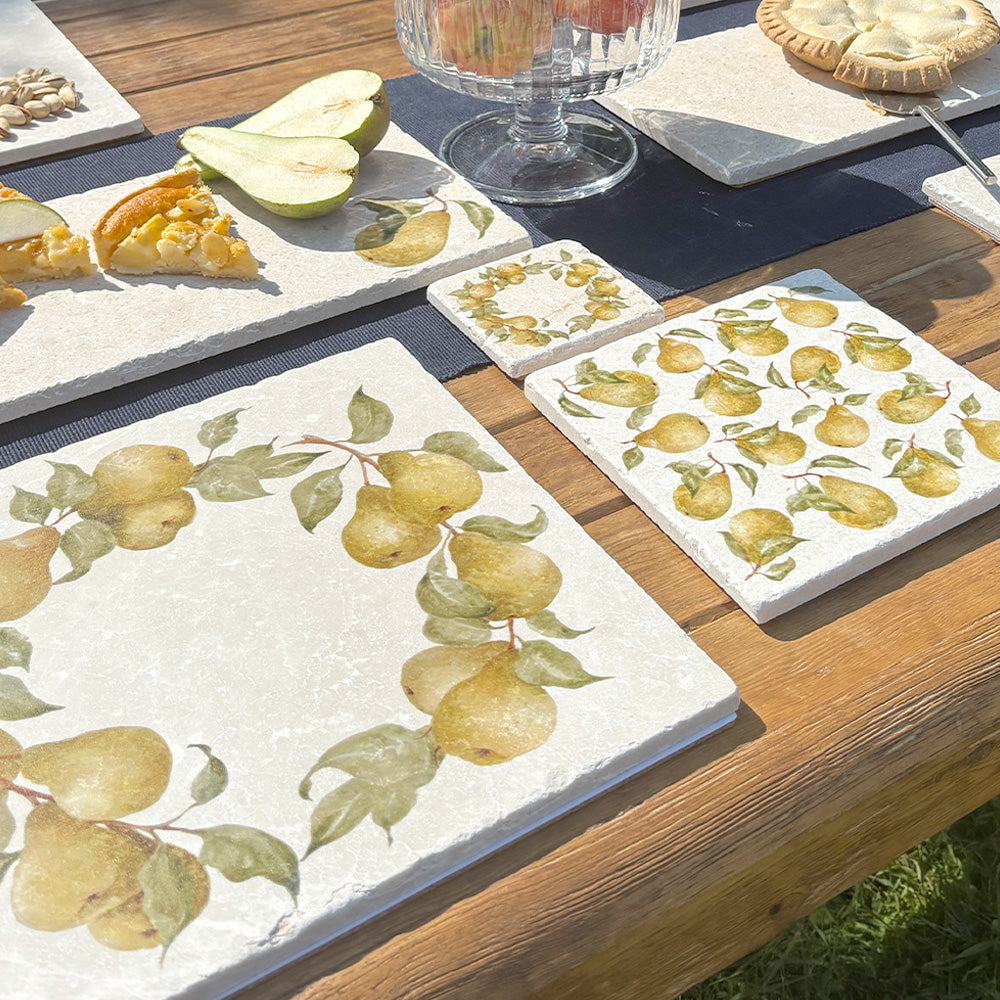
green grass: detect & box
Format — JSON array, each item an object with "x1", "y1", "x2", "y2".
[{"x1": 680, "y1": 796, "x2": 1000, "y2": 1000}]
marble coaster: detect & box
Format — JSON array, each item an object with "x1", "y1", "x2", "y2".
[
  {"x1": 922, "y1": 156, "x2": 1000, "y2": 242},
  {"x1": 0, "y1": 122, "x2": 530, "y2": 425},
  {"x1": 0, "y1": 339, "x2": 737, "y2": 1000},
  {"x1": 0, "y1": 0, "x2": 144, "y2": 168},
  {"x1": 598, "y1": 0, "x2": 1000, "y2": 186},
  {"x1": 426, "y1": 240, "x2": 665, "y2": 378},
  {"x1": 525, "y1": 269, "x2": 1000, "y2": 622}
]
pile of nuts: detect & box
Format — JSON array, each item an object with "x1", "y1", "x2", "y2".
[{"x1": 0, "y1": 67, "x2": 81, "y2": 140}]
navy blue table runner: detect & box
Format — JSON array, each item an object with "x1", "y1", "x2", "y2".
[{"x1": 2, "y1": 0, "x2": 998, "y2": 466}]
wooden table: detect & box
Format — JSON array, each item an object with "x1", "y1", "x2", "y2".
[{"x1": 30, "y1": 2, "x2": 1000, "y2": 998}]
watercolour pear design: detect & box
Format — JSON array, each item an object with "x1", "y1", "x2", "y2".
[
  {"x1": 341, "y1": 484, "x2": 441, "y2": 568},
  {"x1": 0, "y1": 525, "x2": 60, "y2": 622},
  {"x1": 877, "y1": 388, "x2": 947, "y2": 424},
  {"x1": 0, "y1": 728, "x2": 21, "y2": 780},
  {"x1": 790, "y1": 346, "x2": 841, "y2": 383},
  {"x1": 101, "y1": 491, "x2": 196, "y2": 550},
  {"x1": 845, "y1": 334, "x2": 911, "y2": 371},
  {"x1": 20, "y1": 726, "x2": 172, "y2": 821},
  {"x1": 673, "y1": 471, "x2": 732, "y2": 520},
  {"x1": 700, "y1": 371, "x2": 762, "y2": 416},
  {"x1": 579, "y1": 371, "x2": 658, "y2": 408},
  {"x1": 656, "y1": 337, "x2": 705, "y2": 374},
  {"x1": 815, "y1": 403, "x2": 869, "y2": 448},
  {"x1": 718, "y1": 320, "x2": 788, "y2": 356},
  {"x1": 448, "y1": 531, "x2": 561, "y2": 620},
  {"x1": 356, "y1": 208, "x2": 450, "y2": 267},
  {"x1": 401, "y1": 640, "x2": 510, "y2": 714},
  {"x1": 633, "y1": 413, "x2": 710, "y2": 453},
  {"x1": 774, "y1": 296, "x2": 838, "y2": 327},
  {"x1": 820, "y1": 476, "x2": 897, "y2": 530},
  {"x1": 727, "y1": 508, "x2": 799, "y2": 566},
  {"x1": 961, "y1": 417, "x2": 1000, "y2": 461},
  {"x1": 379, "y1": 451, "x2": 483, "y2": 525},
  {"x1": 733, "y1": 426, "x2": 807, "y2": 465},
  {"x1": 889, "y1": 444, "x2": 960, "y2": 498},
  {"x1": 78, "y1": 444, "x2": 194, "y2": 513},
  {"x1": 431, "y1": 649, "x2": 557, "y2": 765}
]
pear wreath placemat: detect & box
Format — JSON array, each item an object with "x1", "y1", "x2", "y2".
[
  {"x1": 524, "y1": 269, "x2": 1000, "y2": 623},
  {"x1": 0, "y1": 338, "x2": 738, "y2": 1000}
]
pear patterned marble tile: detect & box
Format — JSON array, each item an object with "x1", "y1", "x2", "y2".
[
  {"x1": 0, "y1": 338, "x2": 738, "y2": 1000},
  {"x1": 0, "y1": 122, "x2": 530, "y2": 425},
  {"x1": 524, "y1": 269, "x2": 1000, "y2": 623},
  {"x1": 922, "y1": 155, "x2": 1000, "y2": 242},
  {"x1": 426, "y1": 240, "x2": 665, "y2": 378},
  {"x1": 0, "y1": 0, "x2": 144, "y2": 167}
]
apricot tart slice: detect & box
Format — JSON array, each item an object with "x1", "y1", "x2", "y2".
[
  {"x1": 756, "y1": 0, "x2": 1000, "y2": 92},
  {"x1": 92, "y1": 168, "x2": 258, "y2": 280}
]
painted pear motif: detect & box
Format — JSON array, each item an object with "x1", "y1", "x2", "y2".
[
  {"x1": 633, "y1": 413, "x2": 710, "y2": 453},
  {"x1": 341, "y1": 484, "x2": 441, "y2": 568},
  {"x1": 774, "y1": 296, "x2": 838, "y2": 328},
  {"x1": 815, "y1": 403, "x2": 869, "y2": 448},
  {"x1": 579, "y1": 371, "x2": 658, "y2": 408},
  {"x1": 379, "y1": 450, "x2": 483, "y2": 525},
  {"x1": 656, "y1": 337, "x2": 705, "y2": 374},
  {"x1": 673, "y1": 472, "x2": 732, "y2": 520},
  {"x1": 820, "y1": 476, "x2": 897, "y2": 530},
  {"x1": 401, "y1": 640, "x2": 509, "y2": 714}
]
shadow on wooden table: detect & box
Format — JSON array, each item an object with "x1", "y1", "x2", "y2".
[{"x1": 228, "y1": 703, "x2": 766, "y2": 1000}]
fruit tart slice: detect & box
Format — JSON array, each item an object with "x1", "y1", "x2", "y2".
[
  {"x1": 92, "y1": 168, "x2": 258, "y2": 280},
  {"x1": 0, "y1": 187, "x2": 93, "y2": 307}
]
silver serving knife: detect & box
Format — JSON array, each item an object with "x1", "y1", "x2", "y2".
[{"x1": 865, "y1": 91, "x2": 997, "y2": 188}]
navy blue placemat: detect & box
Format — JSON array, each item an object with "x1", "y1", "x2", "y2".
[{"x1": 2, "y1": 0, "x2": 999, "y2": 465}]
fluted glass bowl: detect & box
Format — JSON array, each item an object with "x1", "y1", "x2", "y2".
[{"x1": 396, "y1": 0, "x2": 680, "y2": 203}]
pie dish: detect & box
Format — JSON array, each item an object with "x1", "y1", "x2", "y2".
[
  {"x1": 756, "y1": 0, "x2": 1000, "y2": 92},
  {"x1": 0, "y1": 187, "x2": 93, "y2": 306},
  {"x1": 92, "y1": 168, "x2": 259, "y2": 280}
]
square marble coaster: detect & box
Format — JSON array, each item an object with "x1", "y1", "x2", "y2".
[
  {"x1": 0, "y1": 0, "x2": 144, "y2": 167},
  {"x1": 426, "y1": 240, "x2": 665, "y2": 378},
  {"x1": 0, "y1": 122, "x2": 530, "y2": 425},
  {"x1": 598, "y1": 0, "x2": 1000, "y2": 186},
  {"x1": 525, "y1": 269, "x2": 1000, "y2": 622},
  {"x1": 0, "y1": 339, "x2": 737, "y2": 1000},
  {"x1": 922, "y1": 156, "x2": 1000, "y2": 242}
]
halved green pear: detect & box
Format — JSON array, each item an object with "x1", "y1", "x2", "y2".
[
  {"x1": 178, "y1": 127, "x2": 360, "y2": 218},
  {"x1": 0, "y1": 199, "x2": 65, "y2": 242},
  {"x1": 176, "y1": 70, "x2": 390, "y2": 178}
]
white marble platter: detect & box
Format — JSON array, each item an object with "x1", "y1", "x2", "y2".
[
  {"x1": 0, "y1": 122, "x2": 530, "y2": 425},
  {"x1": 0, "y1": 338, "x2": 738, "y2": 1000},
  {"x1": 427, "y1": 239, "x2": 665, "y2": 378},
  {"x1": 524, "y1": 269, "x2": 1000, "y2": 622},
  {"x1": 599, "y1": 0, "x2": 1000, "y2": 185},
  {"x1": 0, "y1": 0, "x2": 144, "y2": 168},
  {"x1": 922, "y1": 153, "x2": 1000, "y2": 240}
]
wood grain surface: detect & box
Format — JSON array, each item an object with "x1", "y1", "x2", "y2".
[{"x1": 29, "y1": 2, "x2": 1000, "y2": 998}]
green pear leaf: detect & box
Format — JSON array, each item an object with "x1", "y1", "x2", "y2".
[
  {"x1": 0, "y1": 797, "x2": 13, "y2": 852},
  {"x1": 198, "y1": 408, "x2": 246, "y2": 451},
  {"x1": 370, "y1": 783, "x2": 419, "y2": 844},
  {"x1": 920, "y1": 448, "x2": 961, "y2": 469},
  {"x1": 762, "y1": 557, "x2": 796, "y2": 581},
  {"x1": 738, "y1": 423, "x2": 780, "y2": 447},
  {"x1": 843, "y1": 393, "x2": 870, "y2": 407},
  {"x1": 45, "y1": 463, "x2": 97, "y2": 509},
  {"x1": 786, "y1": 492, "x2": 814, "y2": 515},
  {"x1": 0, "y1": 674, "x2": 61, "y2": 720},
  {"x1": 753, "y1": 534, "x2": 806, "y2": 563},
  {"x1": 716, "y1": 327, "x2": 735, "y2": 352},
  {"x1": 306, "y1": 779, "x2": 373, "y2": 856},
  {"x1": 898, "y1": 383, "x2": 935, "y2": 402},
  {"x1": 766, "y1": 364, "x2": 790, "y2": 389},
  {"x1": 55, "y1": 520, "x2": 116, "y2": 584},
  {"x1": 845, "y1": 322, "x2": 880, "y2": 334},
  {"x1": 718, "y1": 358, "x2": 750, "y2": 376},
  {"x1": 945, "y1": 428, "x2": 965, "y2": 460},
  {"x1": 0, "y1": 850, "x2": 19, "y2": 886},
  {"x1": 693, "y1": 374, "x2": 710, "y2": 400},
  {"x1": 719, "y1": 319, "x2": 775, "y2": 337},
  {"x1": 632, "y1": 343, "x2": 654, "y2": 365},
  {"x1": 792, "y1": 405, "x2": 823, "y2": 426},
  {"x1": 523, "y1": 609, "x2": 593, "y2": 639},
  {"x1": 0, "y1": 629, "x2": 31, "y2": 672},
  {"x1": 807, "y1": 455, "x2": 870, "y2": 470},
  {"x1": 735, "y1": 445, "x2": 767, "y2": 467},
  {"x1": 807, "y1": 366, "x2": 845, "y2": 394},
  {"x1": 731, "y1": 463, "x2": 758, "y2": 495},
  {"x1": 456, "y1": 200, "x2": 494, "y2": 238},
  {"x1": 744, "y1": 298, "x2": 773, "y2": 309},
  {"x1": 9, "y1": 487, "x2": 52, "y2": 525},
  {"x1": 887, "y1": 451, "x2": 927, "y2": 479},
  {"x1": 682, "y1": 467, "x2": 706, "y2": 496},
  {"x1": 789, "y1": 285, "x2": 834, "y2": 295},
  {"x1": 575, "y1": 358, "x2": 598, "y2": 374},
  {"x1": 719, "y1": 530, "x2": 751, "y2": 563},
  {"x1": 191, "y1": 458, "x2": 270, "y2": 502},
  {"x1": 422, "y1": 614, "x2": 491, "y2": 646},
  {"x1": 626, "y1": 404, "x2": 654, "y2": 431},
  {"x1": 195, "y1": 825, "x2": 299, "y2": 900},
  {"x1": 665, "y1": 327, "x2": 711, "y2": 340},
  {"x1": 803, "y1": 493, "x2": 854, "y2": 513},
  {"x1": 460, "y1": 505, "x2": 547, "y2": 542},
  {"x1": 417, "y1": 551, "x2": 494, "y2": 619},
  {"x1": 347, "y1": 387, "x2": 393, "y2": 443},
  {"x1": 138, "y1": 843, "x2": 203, "y2": 954},
  {"x1": 188, "y1": 744, "x2": 228, "y2": 805},
  {"x1": 843, "y1": 338, "x2": 859, "y2": 364},
  {"x1": 715, "y1": 309, "x2": 748, "y2": 319},
  {"x1": 960, "y1": 394, "x2": 981, "y2": 417},
  {"x1": 852, "y1": 333, "x2": 903, "y2": 349},
  {"x1": 883, "y1": 438, "x2": 905, "y2": 459},
  {"x1": 515, "y1": 640, "x2": 607, "y2": 688},
  {"x1": 422, "y1": 431, "x2": 506, "y2": 472},
  {"x1": 255, "y1": 451, "x2": 323, "y2": 479},
  {"x1": 721, "y1": 421, "x2": 753, "y2": 436},
  {"x1": 623, "y1": 445, "x2": 644, "y2": 470},
  {"x1": 566, "y1": 315, "x2": 595, "y2": 334},
  {"x1": 558, "y1": 393, "x2": 600, "y2": 419},
  {"x1": 719, "y1": 373, "x2": 767, "y2": 394},
  {"x1": 291, "y1": 466, "x2": 345, "y2": 533}
]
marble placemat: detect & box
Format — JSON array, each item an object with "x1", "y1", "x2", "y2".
[
  {"x1": 0, "y1": 0, "x2": 144, "y2": 168},
  {"x1": 0, "y1": 122, "x2": 530, "y2": 426},
  {"x1": 525, "y1": 269, "x2": 1000, "y2": 622},
  {"x1": 427, "y1": 240, "x2": 665, "y2": 378},
  {"x1": 922, "y1": 155, "x2": 1000, "y2": 241},
  {"x1": 599, "y1": 0, "x2": 1000, "y2": 185},
  {"x1": 0, "y1": 338, "x2": 738, "y2": 1000}
]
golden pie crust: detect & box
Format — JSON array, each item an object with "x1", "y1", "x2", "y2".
[
  {"x1": 92, "y1": 168, "x2": 259, "y2": 280},
  {"x1": 0, "y1": 187, "x2": 93, "y2": 308},
  {"x1": 756, "y1": 0, "x2": 1000, "y2": 92}
]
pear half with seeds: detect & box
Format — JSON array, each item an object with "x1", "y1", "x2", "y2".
[{"x1": 178, "y1": 127, "x2": 359, "y2": 218}]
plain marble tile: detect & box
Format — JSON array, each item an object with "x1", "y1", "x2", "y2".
[{"x1": 922, "y1": 154, "x2": 1000, "y2": 241}]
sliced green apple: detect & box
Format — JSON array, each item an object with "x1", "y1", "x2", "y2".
[
  {"x1": 178, "y1": 127, "x2": 360, "y2": 219},
  {"x1": 0, "y1": 199, "x2": 65, "y2": 242}
]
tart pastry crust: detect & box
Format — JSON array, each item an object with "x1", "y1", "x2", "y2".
[
  {"x1": 92, "y1": 168, "x2": 259, "y2": 280},
  {"x1": 756, "y1": 0, "x2": 1000, "y2": 92}
]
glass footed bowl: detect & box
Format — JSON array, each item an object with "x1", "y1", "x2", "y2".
[{"x1": 395, "y1": 0, "x2": 680, "y2": 204}]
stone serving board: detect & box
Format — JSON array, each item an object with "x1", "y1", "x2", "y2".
[
  {"x1": 0, "y1": 338, "x2": 738, "y2": 1000},
  {"x1": 599, "y1": 0, "x2": 1000, "y2": 186},
  {"x1": 923, "y1": 153, "x2": 1000, "y2": 240},
  {"x1": 525, "y1": 269, "x2": 1000, "y2": 622},
  {"x1": 427, "y1": 239, "x2": 666, "y2": 378},
  {"x1": 0, "y1": 0, "x2": 144, "y2": 168},
  {"x1": 0, "y1": 122, "x2": 530, "y2": 425}
]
